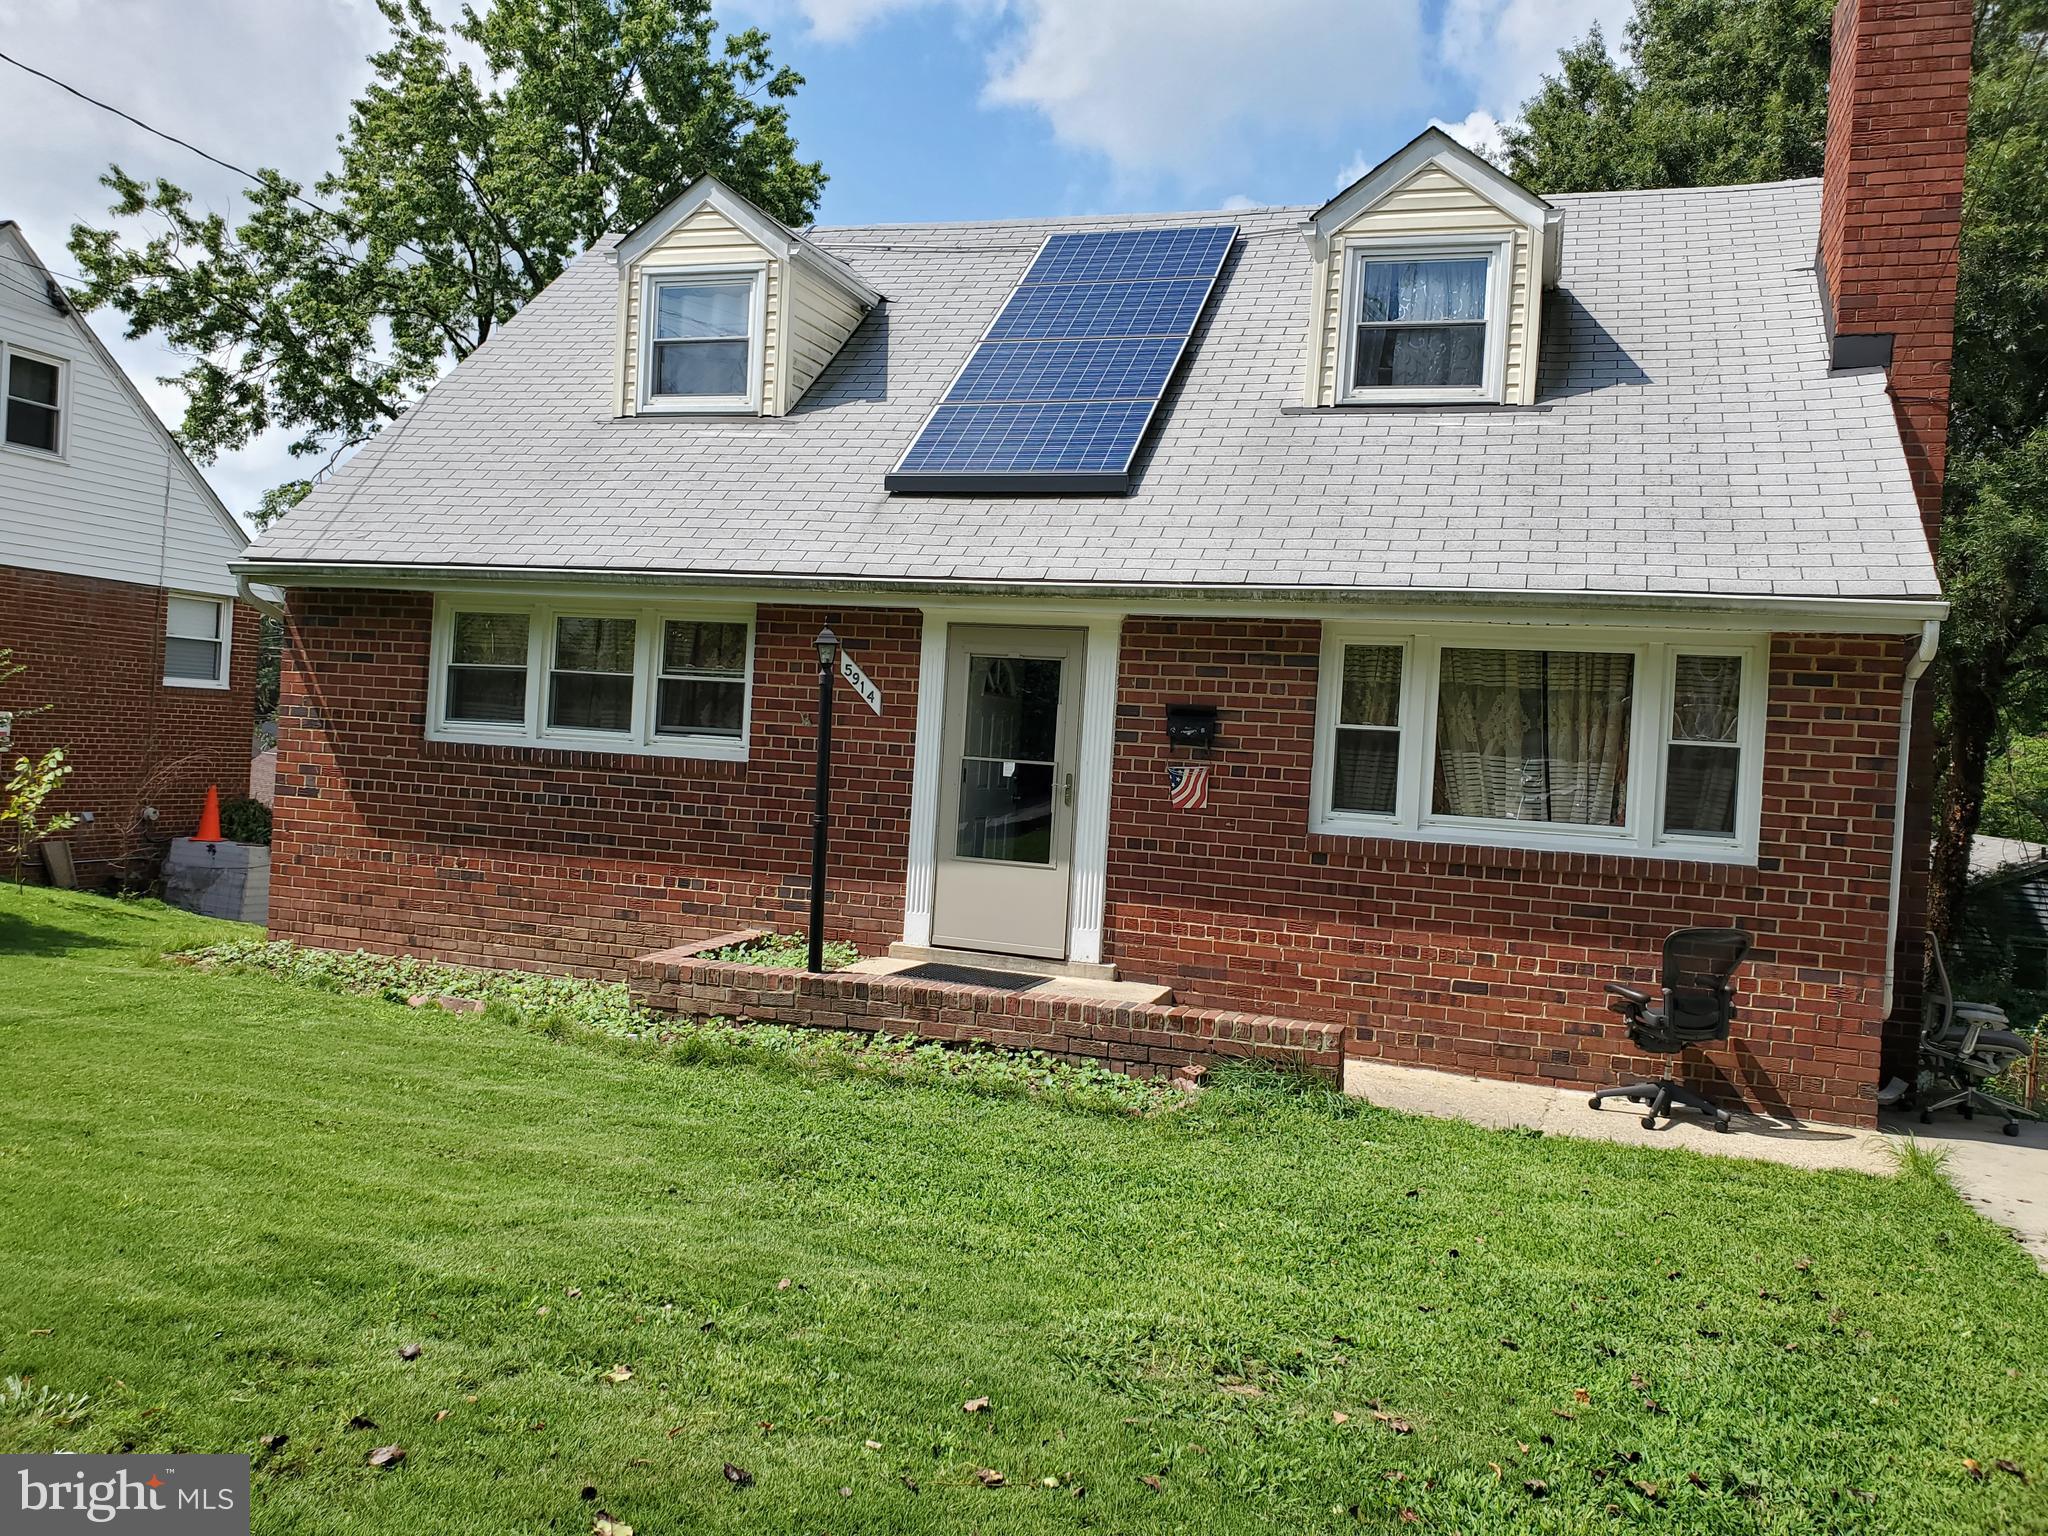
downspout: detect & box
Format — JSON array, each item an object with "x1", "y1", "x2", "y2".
[
  {"x1": 236, "y1": 574, "x2": 286, "y2": 621},
  {"x1": 1883, "y1": 618, "x2": 1942, "y2": 1014}
]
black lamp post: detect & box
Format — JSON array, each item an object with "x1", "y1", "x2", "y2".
[{"x1": 808, "y1": 627, "x2": 839, "y2": 974}]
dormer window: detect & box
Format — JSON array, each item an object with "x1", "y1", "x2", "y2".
[
  {"x1": 1338, "y1": 240, "x2": 1510, "y2": 405},
  {"x1": 639, "y1": 267, "x2": 764, "y2": 413}
]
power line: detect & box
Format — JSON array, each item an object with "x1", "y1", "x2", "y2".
[{"x1": 0, "y1": 47, "x2": 334, "y2": 221}]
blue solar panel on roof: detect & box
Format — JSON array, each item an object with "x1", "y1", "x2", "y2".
[
  {"x1": 895, "y1": 402, "x2": 1154, "y2": 477},
  {"x1": 887, "y1": 223, "x2": 1236, "y2": 495},
  {"x1": 947, "y1": 337, "x2": 1185, "y2": 404},
  {"x1": 1021, "y1": 226, "x2": 1237, "y2": 286},
  {"x1": 985, "y1": 279, "x2": 1213, "y2": 341}
]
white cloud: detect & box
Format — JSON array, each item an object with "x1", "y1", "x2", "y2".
[
  {"x1": 1429, "y1": 109, "x2": 1507, "y2": 163},
  {"x1": 980, "y1": 0, "x2": 1428, "y2": 182},
  {"x1": 1219, "y1": 193, "x2": 1259, "y2": 211},
  {"x1": 0, "y1": 0, "x2": 400, "y2": 523},
  {"x1": 1436, "y1": 0, "x2": 1631, "y2": 122},
  {"x1": 788, "y1": 0, "x2": 944, "y2": 42}
]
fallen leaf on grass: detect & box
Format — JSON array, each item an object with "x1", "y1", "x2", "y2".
[
  {"x1": 975, "y1": 1468, "x2": 1005, "y2": 1488},
  {"x1": 900, "y1": 1475, "x2": 920, "y2": 1494},
  {"x1": 775, "y1": 1278, "x2": 792, "y2": 1291},
  {"x1": 1965, "y1": 1459, "x2": 1986, "y2": 1482},
  {"x1": 1399, "y1": 1509, "x2": 1419, "y2": 1524},
  {"x1": 864, "y1": 1439, "x2": 882, "y2": 1451},
  {"x1": 1630, "y1": 1479, "x2": 1664, "y2": 1503},
  {"x1": 433, "y1": 1410, "x2": 451, "y2": 1423},
  {"x1": 1553, "y1": 1409, "x2": 1576, "y2": 1421},
  {"x1": 397, "y1": 1344, "x2": 422, "y2": 1361},
  {"x1": 1370, "y1": 1411, "x2": 1413, "y2": 1434},
  {"x1": 566, "y1": 1287, "x2": 582, "y2": 1298},
  {"x1": 1138, "y1": 1474, "x2": 1163, "y2": 1492},
  {"x1": 1523, "y1": 1479, "x2": 1549, "y2": 1497},
  {"x1": 838, "y1": 1486, "x2": 851, "y2": 1497},
  {"x1": 1041, "y1": 1475, "x2": 1060, "y2": 1488},
  {"x1": 366, "y1": 1444, "x2": 405, "y2": 1470},
  {"x1": 592, "y1": 1514, "x2": 633, "y2": 1536},
  {"x1": 600, "y1": 1365, "x2": 633, "y2": 1385},
  {"x1": 1331, "y1": 1412, "x2": 1350, "y2": 1425},
  {"x1": 347, "y1": 1415, "x2": 378, "y2": 1432},
  {"x1": 1573, "y1": 1388, "x2": 1592, "y2": 1404},
  {"x1": 1687, "y1": 1472, "x2": 1708, "y2": 1490},
  {"x1": 27, "y1": 1329, "x2": 52, "y2": 1337},
  {"x1": 1997, "y1": 1459, "x2": 2029, "y2": 1483},
  {"x1": 962, "y1": 1396, "x2": 991, "y2": 1413},
  {"x1": 722, "y1": 1463, "x2": 753, "y2": 1488},
  {"x1": 257, "y1": 1433, "x2": 288, "y2": 1453}
]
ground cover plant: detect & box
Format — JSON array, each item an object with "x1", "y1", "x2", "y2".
[{"x1": 2, "y1": 886, "x2": 2045, "y2": 1534}]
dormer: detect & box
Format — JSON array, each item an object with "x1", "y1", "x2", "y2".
[
  {"x1": 612, "y1": 176, "x2": 880, "y2": 418},
  {"x1": 1302, "y1": 129, "x2": 1562, "y2": 408}
]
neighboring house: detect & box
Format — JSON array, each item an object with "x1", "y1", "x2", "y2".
[
  {"x1": 242, "y1": 0, "x2": 1966, "y2": 1124},
  {"x1": 1959, "y1": 836, "x2": 2048, "y2": 994},
  {"x1": 0, "y1": 221, "x2": 255, "y2": 880}
]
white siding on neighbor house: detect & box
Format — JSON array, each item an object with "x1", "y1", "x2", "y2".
[
  {"x1": 0, "y1": 224, "x2": 247, "y2": 597},
  {"x1": 1310, "y1": 165, "x2": 1539, "y2": 407},
  {"x1": 619, "y1": 205, "x2": 780, "y2": 414},
  {"x1": 781, "y1": 263, "x2": 869, "y2": 409}
]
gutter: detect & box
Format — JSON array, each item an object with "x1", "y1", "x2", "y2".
[
  {"x1": 1883, "y1": 618, "x2": 1942, "y2": 1015},
  {"x1": 236, "y1": 574, "x2": 287, "y2": 621},
  {"x1": 226, "y1": 561, "x2": 1951, "y2": 631}
]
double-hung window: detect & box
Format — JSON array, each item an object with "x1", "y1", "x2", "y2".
[
  {"x1": 1314, "y1": 627, "x2": 1762, "y2": 860},
  {"x1": 429, "y1": 599, "x2": 753, "y2": 760},
  {"x1": 3, "y1": 346, "x2": 64, "y2": 453},
  {"x1": 163, "y1": 595, "x2": 231, "y2": 688},
  {"x1": 1339, "y1": 241, "x2": 1509, "y2": 404},
  {"x1": 640, "y1": 269, "x2": 762, "y2": 412}
]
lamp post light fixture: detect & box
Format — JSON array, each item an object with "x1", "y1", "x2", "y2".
[{"x1": 808, "y1": 627, "x2": 840, "y2": 973}]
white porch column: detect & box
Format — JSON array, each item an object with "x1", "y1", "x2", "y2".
[
  {"x1": 1066, "y1": 615, "x2": 1123, "y2": 966},
  {"x1": 899, "y1": 611, "x2": 949, "y2": 947}
]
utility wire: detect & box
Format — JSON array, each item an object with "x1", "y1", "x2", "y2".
[{"x1": 0, "y1": 47, "x2": 335, "y2": 221}]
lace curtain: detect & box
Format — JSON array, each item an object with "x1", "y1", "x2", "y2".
[{"x1": 1432, "y1": 649, "x2": 1634, "y2": 825}]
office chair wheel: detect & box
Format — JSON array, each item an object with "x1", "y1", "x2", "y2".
[
  {"x1": 1920, "y1": 1109, "x2": 1934, "y2": 1124},
  {"x1": 1713, "y1": 1115, "x2": 1730, "y2": 1133},
  {"x1": 1588, "y1": 1095, "x2": 1601, "y2": 1110},
  {"x1": 1640, "y1": 1114, "x2": 1657, "y2": 1129},
  {"x1": 1960, "y1": 1103, "x2": 1975, "y2": 1120},
  {"x1": 2005, "y1": 1121, "x2": 2020, "y2": 1137}
]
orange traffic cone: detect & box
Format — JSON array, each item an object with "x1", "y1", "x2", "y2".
[{"x1": 195, "y1": 784, "x2": 223, "y2": 843}]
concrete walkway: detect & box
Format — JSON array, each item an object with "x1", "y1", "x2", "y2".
[{"x1": 1342, "y1": 1060, "x2": 2048, "y2": 1265}]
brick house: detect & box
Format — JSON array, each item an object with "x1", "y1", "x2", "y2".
[
  {"x1": 0, "y1": 221, "x2": 257, "y2": 881},
  {"x1": 243, "y1": 0, "x2": 1967, "y2": 1125}
]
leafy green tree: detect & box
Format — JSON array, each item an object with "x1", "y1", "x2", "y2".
[
  {"x1": 1503, "y1": 0, "x2": 1833, "y2": 192},
  {"x1": 66, "y1": 0, "x2": 824, "y2": 522}
]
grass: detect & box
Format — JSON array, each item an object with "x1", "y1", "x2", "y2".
[{"x1": 1, "y1": 888, "x2": 2045, "y2": 1534}]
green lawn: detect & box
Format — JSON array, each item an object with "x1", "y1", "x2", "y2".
[{"x1": 2, "y1": 888, "x2": 2045, "y2": 1535}]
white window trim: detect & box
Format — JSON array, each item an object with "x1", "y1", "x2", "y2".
[
  {"x1": 427, "y1": 595, "x2": 755, "y2": 761},
  {"x1": 162, "y1": 593, "x2": 232, "y2": 690},
  {"x1": 1, "y1": 340, "x2": 71, "y2": 459},
  {"x1": 1335, "y1": 236, "x2": 1513, "y2": 407},
  {"x1": 1310, "y1": 623, "x2": 1768, "y2": 863},
  {"x1": 636, "y1": 264, "x2": 768, "y2": 416}
]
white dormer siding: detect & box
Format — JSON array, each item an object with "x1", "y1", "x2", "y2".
[
  {"x1": 1303, "y1": 130, "x2": 1560, "y2": 410},
  {"x1": 613, "y1": 178, "x2": 879, "y2": 419},
  {"x1": 0, "y1": 222, "x2": 246, "y2": 597}
]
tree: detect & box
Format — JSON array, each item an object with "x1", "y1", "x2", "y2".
[
  {"x1": 66, "y1": 0, "x2": 824, "y2": 523},
  {"x1": 1502, "y1": 0, "x2": 1833, "y2": 192}
]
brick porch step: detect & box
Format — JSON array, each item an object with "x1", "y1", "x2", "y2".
[{"x1": 628, "y1": 937, "x2": 1341, "y2": 1081}]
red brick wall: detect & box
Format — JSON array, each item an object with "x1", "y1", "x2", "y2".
[
  {"x1": 268, "y1": 591, "x2": 920, "y2": 972},
  {"x1": 1819, "y1": 0, "x2": 1972, "y2": 533},
  {"x1": 1102, "y1": 619, "x2": 1909, "y2": 1125},
  {"x1": 0, "y1": 563, "x2": 255, "y2": 874}
]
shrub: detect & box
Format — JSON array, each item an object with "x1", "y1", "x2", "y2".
[{"x1": 218, "y1": 797, "x2": 272, "y2": 845}]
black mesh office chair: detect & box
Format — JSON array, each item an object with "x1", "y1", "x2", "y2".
[
  {"x1": 1590, "y1": 927, "x2": 1753, "y2": 1132},
  {"x1": 1919, "y1": 941, "x2": 2037, "y2": 1137}
]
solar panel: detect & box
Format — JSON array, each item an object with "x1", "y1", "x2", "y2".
[{"x1": 886, "y1": 223, "x2": 1237, "y2": 495}]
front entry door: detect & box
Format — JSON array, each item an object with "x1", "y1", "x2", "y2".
[{"x1": 931, "y1": 626, "x2": 1086, "y2": 959}]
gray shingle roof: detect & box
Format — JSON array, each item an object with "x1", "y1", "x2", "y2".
[{"x1": 246, "y1": 179, "x2": 1940, "y2": 601}]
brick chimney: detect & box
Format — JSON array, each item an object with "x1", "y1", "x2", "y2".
[{"x1": 1818, "y1": 0, "x2": 1973, "y2": 544}]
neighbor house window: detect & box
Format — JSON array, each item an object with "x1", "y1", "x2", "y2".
[
  {"x1": 444, "y1": 611, "x2": 531, "y2": 725},
  {"x1": 1340, "y1": 243, "x2": 1506, "y2": 403},
  {"x1": 4, "y1": 348, "x2": 63, "y2": 452},
  {"x1": 163, "y1": 595, "x2": 230, "y2": 688},
  {"x1": 429, "y1": 599, "x2": 753, "y2": 760},
  {"x1": 642, "y1": 271, "x2": 760, "y2": 410},
  {"x1": 1315, "y1": 628, "x2": 1761, "y2": 860}
]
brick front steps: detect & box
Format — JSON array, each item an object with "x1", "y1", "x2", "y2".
[{"x1": 628, "y1": 935, "x2": 1344, "y2": 1080}]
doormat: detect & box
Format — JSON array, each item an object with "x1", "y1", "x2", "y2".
[{"x1": 895, "y1": 962, "x2": 1051, "y2": 992}]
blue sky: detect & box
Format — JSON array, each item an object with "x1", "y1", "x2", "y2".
[{"x1": 0, "y1": 0, "x2": 1630, "y2": 517}]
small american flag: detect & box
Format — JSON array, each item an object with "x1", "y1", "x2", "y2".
[{"x1": 1167, "y1": 764, "x2": 1210, "y2": 811}]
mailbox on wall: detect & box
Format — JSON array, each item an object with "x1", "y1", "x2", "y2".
[{"x1": 1165, "y1": 704, "x2": 1220, "y2": 752}]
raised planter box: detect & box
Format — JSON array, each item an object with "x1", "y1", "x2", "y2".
[{"x1": 163, "y1": 838, "x2": 270, "y2": 925}]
